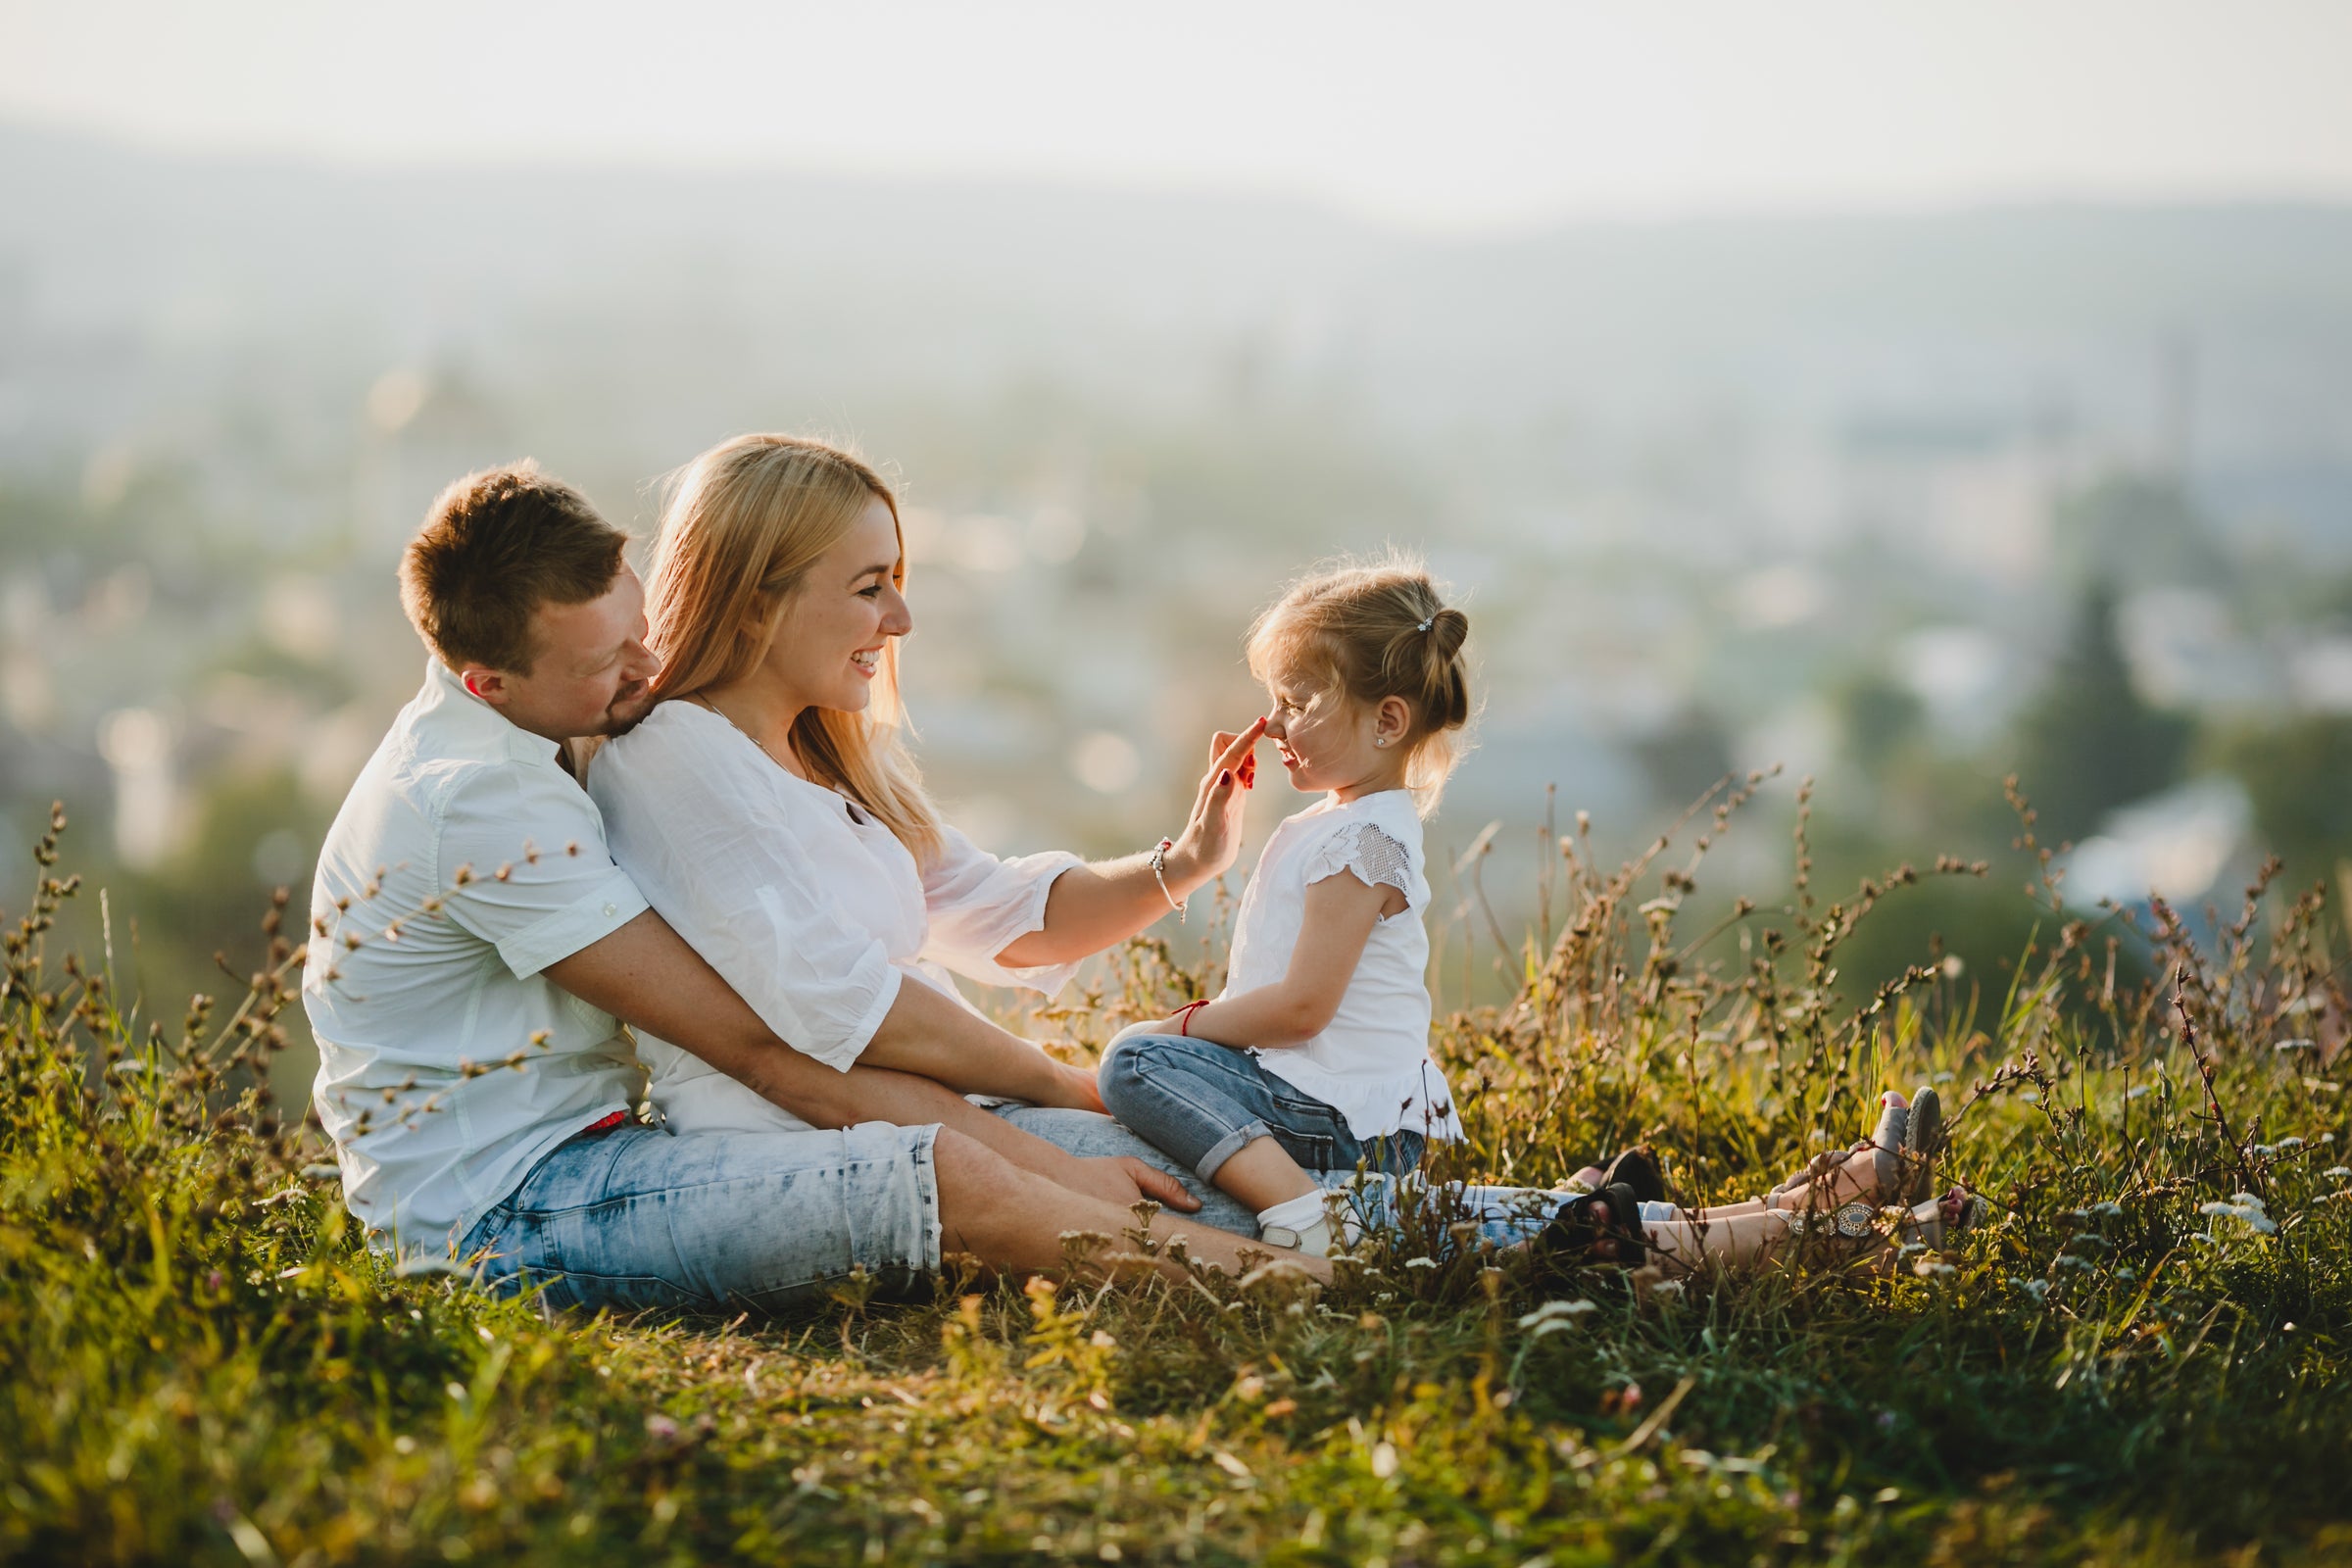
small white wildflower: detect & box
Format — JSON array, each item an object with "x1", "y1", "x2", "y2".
[
  {"x1": 2021, "y1": 1090, "x2": 2041, "y2": 1103},
  {"x1": 2276, "y1": 1136, "x2": 2306, "y2": 1151},
  {"x1": 2198, "y1": 1200, "x2": 2273, "y2": 1233},
  {"x1": 1404, "y1": 1256, "x2": 1439, "y2": 1270},
  {"x1": 2325, "y1": 1167, "x2": 2351, "y2": 1180},
  {"x1": 1517, "y1": 1299, "x2": 1597, "y2": 1328},
  {"x1": 2127, "y1": 1084, "x2": 2153, "y2": 1100}
]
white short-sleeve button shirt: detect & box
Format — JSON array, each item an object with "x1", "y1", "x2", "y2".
[{"x1": 304, "y1": 659, "x2": 650, "y2": 1252}]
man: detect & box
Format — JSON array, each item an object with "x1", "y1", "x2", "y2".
[{"x1": 305, "y1": 463, "x2": 1301, "y2": 1312}]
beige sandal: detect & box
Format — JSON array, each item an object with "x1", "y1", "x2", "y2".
[
  {"x1": 1785, "y1": 1186, "x2": 1984, "y2": 1272},
  {"x1": 1767, "y1": 1092, "x2": 1909, "y2": 1205}
]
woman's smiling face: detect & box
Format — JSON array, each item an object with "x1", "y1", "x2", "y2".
[{"x1": 758, "y1": 495, "x2": 910, "y2": 715}]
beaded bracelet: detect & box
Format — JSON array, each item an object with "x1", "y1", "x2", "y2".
[{"x1": 1149, "y1": 837, "x2": 1187, "y2": 923}]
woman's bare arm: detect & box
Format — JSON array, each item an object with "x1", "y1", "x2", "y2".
[{"x1": 998, "y1": 719, "x2": 1265, "y2": 965}]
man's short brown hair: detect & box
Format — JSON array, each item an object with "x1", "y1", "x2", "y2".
[{"x1": 399, "y1": 463, "x2": 629, "y2": 673}]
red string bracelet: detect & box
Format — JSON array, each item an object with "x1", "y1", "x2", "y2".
[{"x1": 1173, "y1": 1000, "x2": 1211, "y2": 1036}]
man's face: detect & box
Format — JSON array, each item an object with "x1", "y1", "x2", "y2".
[{"x1": 462, "y1": 564, "x2": 660, "y2": 741}]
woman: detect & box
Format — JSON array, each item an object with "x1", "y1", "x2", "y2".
[
  {"x1": 586, "y1": 433, "x2": 1275, "y2": 1235},
  {"x1": 588, "y1": 433, "x2": 1970, "y2": 1276}
]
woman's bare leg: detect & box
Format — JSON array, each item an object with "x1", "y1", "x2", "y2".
[
  {"x1": 1650, "y1": 1144, "x2": 1899, "y2": 1225},
  {"x1": 1640, "y1": 1182, "x2": 1974, "y2": 1276},
  {"x1": 1642, "y1": 1208, "x2": 1800, "y2": 1272}
]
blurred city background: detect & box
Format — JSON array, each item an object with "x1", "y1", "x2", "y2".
[{"x1": 5, "y1": 3, "x2": 2352, "y2": 1069}]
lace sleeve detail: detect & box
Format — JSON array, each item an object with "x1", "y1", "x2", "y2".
[{"x1": 1301, "y1": 820, "x2": 1416, "y2": 906}]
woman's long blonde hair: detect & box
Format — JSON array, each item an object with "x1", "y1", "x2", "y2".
[{"x1": 646, "y1": 433, "x2": 944, "y2": 865}]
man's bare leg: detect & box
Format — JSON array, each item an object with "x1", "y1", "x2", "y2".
[{"x1": 933, "y1": 1129, "x2": 1329, "y2": 1285}]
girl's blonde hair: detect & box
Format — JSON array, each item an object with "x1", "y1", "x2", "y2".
[
  {"x1": 646, "y1": 433, "x2": 944, "y2": 865},
  {"x1": 1246, "y1": 553, "x2": 1474, "y2": 813}
]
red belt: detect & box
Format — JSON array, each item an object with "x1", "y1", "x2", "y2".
[{"x1": 578, "y1": 1109, "x2": 630, "y2": 1138}]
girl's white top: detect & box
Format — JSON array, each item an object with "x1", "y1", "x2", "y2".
[
  {"x1": 586, "y1": 701, "x2": 1082, "y2": 1135},
  {"x1": 1222, "y1": 788, "x2": 1459, "y2": 1143}
]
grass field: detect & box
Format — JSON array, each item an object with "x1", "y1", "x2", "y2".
[{"x1": 5, "y1": 784, "x2": 2350, "y2": 1566}]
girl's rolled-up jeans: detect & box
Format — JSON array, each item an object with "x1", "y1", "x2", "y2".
[{"x1": 1099, "y1": 1032, "x2": 1425, "y2": 1183}]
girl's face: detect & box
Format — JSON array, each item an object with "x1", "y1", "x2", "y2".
[
  {"x1": 756, "y1": 496, "x2": 911, "y2": 716},
  {"x1": 1262, "y1": 666, "x2": 1398, "y2": 798}
]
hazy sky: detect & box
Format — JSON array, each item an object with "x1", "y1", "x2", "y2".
[{"x1": 7, "y1": 0, "x2": 2350, "y2": 231}]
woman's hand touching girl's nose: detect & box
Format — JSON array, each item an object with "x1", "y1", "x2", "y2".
[{"x1": 1162, "y1": 716, "x2": 1265, "y2": 891}]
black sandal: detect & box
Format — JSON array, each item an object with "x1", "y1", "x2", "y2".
[
  {"x1": 1597, "y1": 1147, "x2": 1669, "y2": 1206},
  {"x1": 1533, "y1": 1181, "x2": 1650, "y2": 1271}
]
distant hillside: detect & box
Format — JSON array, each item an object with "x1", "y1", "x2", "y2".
[{"x1": 7, "y1": 120, "x2": 2352, "y2": 458}]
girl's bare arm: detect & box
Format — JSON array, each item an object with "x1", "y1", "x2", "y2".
[{"x1": 1172, "y1": 871, "x2": 1403, "y2": 1049}]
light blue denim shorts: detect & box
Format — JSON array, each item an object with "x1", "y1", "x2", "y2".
[{"x1": 460, "y1": 1119, "x2": 941, "y2": 1315}]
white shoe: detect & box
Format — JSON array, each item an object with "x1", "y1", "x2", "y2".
[
  {"x1": 1255, "y1": 1192, "x2": 1364, "y2": 1256},
  {"x1": 1258, "y1": 1213, "x2": 1338, "y2": 1255}
]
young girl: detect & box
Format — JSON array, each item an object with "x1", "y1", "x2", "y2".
[
  {"x1": 1100, "y1": 557, "x2": 1469, "y2": 1255},
  {"x1": 1101, "y1": 558, "x2": 1987, "y2": 1267}
]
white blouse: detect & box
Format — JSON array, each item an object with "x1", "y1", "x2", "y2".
[
  {"x1": 1222, "y1": 788, "x2": 1459, "y2": 1143},
  {"x1": 585, "y1": 701, "x2": 1082, "y2": 1135}
]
